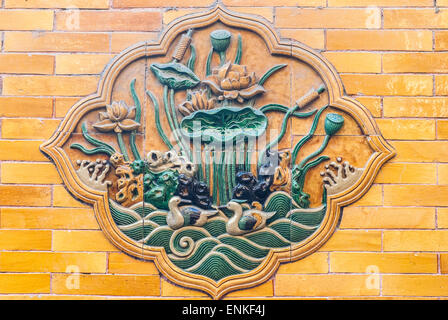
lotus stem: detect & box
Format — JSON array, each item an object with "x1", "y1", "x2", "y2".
[
  {"x1": 258, "y1": 104, "x2": 300, "y2": 167},
  {"x1": 194, "y1": 146, "x2": 203, "y2": 181},
  {"x1": 225, "y1": 150, "x2": 233, "y2": 202},
  {"x1": 219, "y1": 150, "x2": 227, "y2": 204},
  {"x1": 116, "y1": 132, "x2": 130, "y2": 162},
  {"x1": 260, "y1": 103, "x2": 317, "y2": 118},
  {"x1": 231, "y1": 145, "x2": 237, "y2": 194},
  {"x1": 146, "y1": 90, "x2": 173, "y2": 150},
  {"x1": 298, "y1": 135, "x2": 330, "y2": 170},
  {"x1": 257, "y1": 87, "x2": 325, "y2": 167},
  {"x1": 237, "y1": 142, "x2": 245, "y2": 173},
  {"x1": 169, "y1": 88, "x2": 192, "y2": 161},
  {"x1": 291, "y1": 106, "x2": 328, "y2": 165},
  {"x1": 246, "y1": 139, "x2": 254, "y2": 173},
  {"x1": 130, "y1": 79, "x2": 141, "y2": 160},
  {"x1": 205, "y1": 146, "x2": 211, "y2": 192},
  {"x1": 212, "y1": 149, "x2": 219, "y2": 205}
]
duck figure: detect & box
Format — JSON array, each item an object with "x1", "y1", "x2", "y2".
[
  {"x1": 167, "y1": 196, "x2": 218, "y2": 230},
  {"x1": 226, "y1": 201, "x2": 276, "y2": 236}
]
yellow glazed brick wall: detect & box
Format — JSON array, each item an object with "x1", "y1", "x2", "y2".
[{"x1": 1, "y1": 0, "x2": 448, "y2": 300}]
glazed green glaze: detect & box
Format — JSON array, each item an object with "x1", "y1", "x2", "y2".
[{"x1": 150, "y1": 62, "x2": 200, "y2": 90}]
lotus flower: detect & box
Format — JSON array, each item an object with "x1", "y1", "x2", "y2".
[
  {"x1": 93, "y1": 101, "x2": 140, "y2": 133},
  {"x1": 202, "y1": 62, "x2": 265, "y2": 103},
  {"x1": 179, "y1": 89, "x2": 216, "y2": 116}
]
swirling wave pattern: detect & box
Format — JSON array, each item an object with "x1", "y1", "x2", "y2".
[{"x1": 109, "y1": 191, "x2": 327, "y2": 281}]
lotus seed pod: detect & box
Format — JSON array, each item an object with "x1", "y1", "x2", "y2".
[
  {"x1": 210, "y1": 29, "x2": 231, "y2": 53},
  {"x1": 324, "y1": 113, "x2": 345, "y2": 136}
]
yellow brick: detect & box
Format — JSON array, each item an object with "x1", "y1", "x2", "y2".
[
  {"x1": 5, "y1": 0, "x2": 109, "y2": 8},
  {"x1": 55, "y1": 10, "x2": 161, "y2": 32},
  {"x1": 351, "y1": 185, "x2": 382, "y2": 206},
  {"x1": 223, "y1": 0, "x2": 325, "y2": 5},
  {"x1": 0, "y1": 186, "x2": 51, "y2": 206},
  {"x1": 355, "y1": 96, "x2": 382, "y2": 118},
  {"x1": 375, "y1": 163, "x2": 437, "y2": 184},
  {"x1": 0, "y1": 140, "x2": 47, "y2": 161},
  {"x1": 341, "y1": 74, "x2": 433, "y2": 96},
  {"x1": 324, "y1": 52, "x2": 381, "y2": 73},
  {"x1": 53, "y1": 185, "x2": 88, "y2": 208},
  {"x1": 52, "y1": 231, "x2": 119, "y2": 252},
  {"x1": 52, "y1": 274, "x2": 159, "y2": 296},
  {"x1": 55, "y1": 97, "x2": 80, "y2": 118},
  {"x1": 276, "y1": 8, "x2": 380, "y2": 28},
  {"x1": 384, "y1": 97, "x2": 448, "y2": 117},
  {"x1": 163, "y1": 8, "x2": 199, "y2": 24},
  {"x1": 225, "y1": 280, "x2": 273, "y2": 298},
  {"x1": 391, "y1": 141, "x2": 448, "y2": 162},
  {"x1": 279, "y1": 29, "x2": 325, "y2": 50},
  {"x1": 0, "y1": 274, "x2": 50, "y2": 294},
  {"x1": 341, "y1": 207, "x2": 435, "y2": 229},
  {"x1": 384, "y1": 185, "x2": 448, "y2": 206},
  {"x1": 3, "y1": 76, "x2": 99, "y2": 96},
  {"x1": 384, "y1": 8, "x2": 448, "y2": 28},
  {"x1": 330, "y1": 253, "x2": 437, "y2": 273},
  {"x1": 320, "y1": 230, "x2": 382, "y2": 251},
  {"x1": 1, "y1": 119, "x2": 60, "y2": 140},
  {"x1": 4, "y1": 32, "x2": 110, "y2": 53},
  {"x1": 277, "y1": 252, "x2": 328, "y2": 274},
  {"x1": 383, "y1": 275, "x2": 448, "y2": 296},
  {"x1": 327, "y1": 30, "x2": 432, "y2": 51},
  {"x1": 438, "y1": 208, "x2": 448, "y2": 228},
  {"x1": 1, "y1": 162, "x2": 62, "y2": 184},
  {"x1": 0, "y1": 230, "x2": 51, "y2": 250},
  {"x1": 115, "y1": 0, "x2": 214, "y2": 6},
  {"x1": 161, "y1": 280, "x2": 207, "y2": 297},
  {"x1": 0, "y1": 10, "x2": 53, "y2": 30},
  {"x1": 438, "y1": 120, "x2": 448, "y2": 139},
  {"x1": 228, "y1": 7, "x2": 274, "y2": 23},
  {"x1": 0, "y1": 294, "x2": 107, "y2": 300},
  {"x1": 384, "y1": 231, "x2": 448, "y2": 251},
  {"x1": 436, "y1": 75, "x2": 448, "y2": 95},
  {"x1": 55, "y1": 54, "x2": 114, "y2": 75},
  {"x1": 163, "y1": 7, "x2": 273, "y2": 24},
  {"x1": 377, "y1": 119, "x2": 435, "y2": 140},
  {"x1": 108, "y1": 252, "x2": 158, "y2": 275},
  {"x1": 440, "y1": 254, "x2": 448, "y2": 273},
  {"x1": 0, "y1": 54, "x2": 54, "y2": 74},
  {"x1": 0, "y1": 252, "x2": 107, "y2": 273},
  {"x1": 110, "y1": 32, "x2": 157, "y2": 53},
  {"x1": 0, "y1": 97, "x2": 53, "y2": 118},
  {"x1": 435, "y1": 31, "x2": 448, "y2": 51},
  {"x1": 328, "y1": 0, "x2": 433, "y2": 6},
  {"x1": 275, "y1": 275, "x2": 379, "y2": 296},
  {"x1": 0, "y1": 207, "x2": 98, "y2": 229},
  {"x1": 383, "y1": 53, "x2": 448, "y2": 73},
  {"x1": 439, "y1": 164, "x2": 448, "y2": 185}
]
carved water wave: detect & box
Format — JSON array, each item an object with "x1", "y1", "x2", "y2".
[{"x1": 109, "y1": 192, "x2": 327, "y2": 281}]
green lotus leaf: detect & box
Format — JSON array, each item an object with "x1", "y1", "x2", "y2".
[
  {"x1": 150, "y1": 62, "x2": 200, "y2": 90},
  {"x1": 180, "y1": 106, "x2": 268, "y2": 143}
]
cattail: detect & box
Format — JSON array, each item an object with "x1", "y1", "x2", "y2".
[
  {"x1": 295, "y1": 84, "x2": 326, "y2": 108},
  {"x1": 172, "y1": 30, "x2": 193, "y2": 61}
]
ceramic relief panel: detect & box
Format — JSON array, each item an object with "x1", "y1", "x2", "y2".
[{"x1": 41, "y1": 6, "x2": 395, "y2": 298}]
